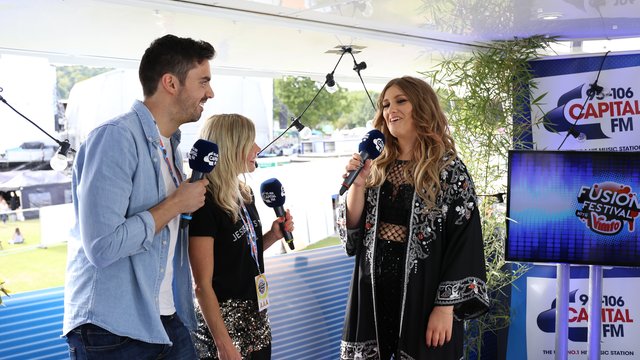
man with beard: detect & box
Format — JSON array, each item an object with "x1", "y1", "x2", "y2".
[{"x1": 63, "y1": 34, "x2": 215, "y2": 359}]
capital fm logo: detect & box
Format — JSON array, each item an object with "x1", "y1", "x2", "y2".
[
  {"x1": 188, "y1": 147, "x2": 198, "y2": 161},
  {"x1": 575, "y1": 182, "x2": 640, "y2": 235},
  {"x1": 361, "y1": 131, "x2": 385, "y2": 154},
  {"x1": 206, "y1": 151, "x2": 218, "y2": 167},
  {"x1": 261, "y1": 191, "x2": 276, "y2": 204},
  {"x1": 543, "y1": 83, "x2": 639, "y2": 140},
  {"x1": 373, "y1": 138, "x2": 384, "y2": 153},
  {"x1": 537, "y1": 289, "x2": 587, "y2": 342},
  {"x1": 537, "y1": 289, "x2": 635, "y2": 342}
]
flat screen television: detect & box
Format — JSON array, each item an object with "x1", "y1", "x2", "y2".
[{"x1": 506, "y1": 150, "x2": 640, "y2": 267}]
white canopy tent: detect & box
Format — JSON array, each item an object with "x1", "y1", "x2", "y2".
[
  {"x1": 63, "y1": 69, "x2": 274, "y2": 151},
  {"x1": 2, "y1": 0, "x2": 638, "y2": 82}
]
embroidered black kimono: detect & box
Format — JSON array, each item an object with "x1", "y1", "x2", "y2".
[{"x1": 337, "y1": 156, "x2": 490, "y2": 360}]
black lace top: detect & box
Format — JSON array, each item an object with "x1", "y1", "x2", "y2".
[{"x1": 378, "y1": 160, "x2": 414, "y2": 243}]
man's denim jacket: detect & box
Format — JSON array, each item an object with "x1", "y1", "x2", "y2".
[{"x1": 63, "y1": 100, "x2": 196, "y2": 344}]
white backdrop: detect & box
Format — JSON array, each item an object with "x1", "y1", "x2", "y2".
[{"x1": 39, "y1": 203, "x2": 75, "y2": 247}]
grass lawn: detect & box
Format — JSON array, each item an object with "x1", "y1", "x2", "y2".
[
  {"x1": 301, "y1": 236, "x2": 340, "y2": 251},
  {"x1": 0, "y1": 218, "x2": 42, "y2": 248},
  {"x1": 0, "y1": 219, "x2": 67, "y2": 295}
]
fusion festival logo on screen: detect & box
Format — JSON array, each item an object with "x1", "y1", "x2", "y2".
[{"x1": 576, "y1": 182, "x2": 640, "y2": 235}]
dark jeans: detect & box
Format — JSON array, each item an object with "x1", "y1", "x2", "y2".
[{"x1": 66, "y1": 313, "x2": 197, "y2": 360}]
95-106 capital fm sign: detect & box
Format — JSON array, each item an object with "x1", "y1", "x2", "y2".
[
  {"x1": 528, "y1": 52, "x2": 640, "y2": 152},
  {"x1": 526, "y1": 277, "x2": 639, "y2": 359}
]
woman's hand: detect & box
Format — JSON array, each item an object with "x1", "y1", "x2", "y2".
[
  {"x1": 270, "y1": 209, "x2": 294, "y2": 239},
  {"x1": 343, "y1": 153, "x2": 372, "y2": 189},
  {"x1": 343, "y1": 153, "x2": 371, "y2": 228},
  {"x1": 216, "y1": 338, "x2": 242, "y2": 360},
  {"x1": 263, "y1": 209, "x2": 294, "y2": 250},
  {"x1": 425, "y1": 306, "x2": 453, "y2": 348}
]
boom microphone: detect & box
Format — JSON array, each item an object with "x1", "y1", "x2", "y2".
[
  {"x1": 339, "y1": 129, "x2": 385, "y2": 196},
  {"x1": 180, "y1": 139, "x2": 219, "y2": 228},
  {"x1": 260, "y1": 178, "x2": 294, "y2": 250}
]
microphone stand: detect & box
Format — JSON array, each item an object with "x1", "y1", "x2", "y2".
[
  {"x1": 0, "y1": 87, "x2": 76, "y2": 167},
  {"x1": 345, "y1": 48, "x2": 376, "y2": 110},
  {"x1": 258, "y1": 46, "x2": 376, "y2": 156}
]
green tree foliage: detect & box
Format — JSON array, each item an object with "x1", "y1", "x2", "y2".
[
  {"x1": 56, "y1": 65, "x2": 113, "y2": 100},
  {"x1": 336, "y1": 91, "x2": 379, "y2": 129},
  {"x1": 425, "y1": 35, "x2": 557, "y2": 359},
  {"x1": 273, "y1": 76, "x2": 353, "y2": 130}
]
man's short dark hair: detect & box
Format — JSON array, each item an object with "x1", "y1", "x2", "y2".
[{"x1": 139, "y1": 34, "x2": 216, "y2": 97}]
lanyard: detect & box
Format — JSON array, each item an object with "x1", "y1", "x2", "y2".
[
  {"x1": 157, "y1": 137, "x2": 182, "y2": 189},
  {"x1": 240, "y1": 203, "x2": 261, "y2": 273}
]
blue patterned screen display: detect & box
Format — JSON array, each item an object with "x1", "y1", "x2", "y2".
[{"x1": 506, "y1": 150, "x2": 640, "y2": 266}]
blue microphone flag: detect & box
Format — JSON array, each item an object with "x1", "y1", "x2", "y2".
[
  {"x1": 260, "y1": 178, "x2": 286, "y2": 208},
  {"x1": 188, "y1": 139, "x2": 218, "y2": 174},
  {"x1": 358, "y1": 129, "x2": 385, "y2": 159}
]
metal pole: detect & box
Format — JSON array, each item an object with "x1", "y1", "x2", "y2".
[
  {"x1": 588, "y1": 265, "x2": 603, "y2": 360},
  {"x1": 555, "y1": 263, "x2": 570, "y2": 360}
]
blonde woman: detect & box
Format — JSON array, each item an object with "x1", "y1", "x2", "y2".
[
  {"x1": 189, "y1": 114, "x2": 294, "y2": 360},
  {"x1": 338, "y1": 76, "x2": 490, "y2": 359}
]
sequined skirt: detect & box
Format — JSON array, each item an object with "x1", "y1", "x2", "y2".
[{"x1": 192, "y1": 299, "x2": 271, "y2": 359}]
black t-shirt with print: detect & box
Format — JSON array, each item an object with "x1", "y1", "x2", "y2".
[{"x1": 189, "y1": 191, "x2": 265, "y2": 302}]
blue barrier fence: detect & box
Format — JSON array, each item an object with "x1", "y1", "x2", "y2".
[
  {"x1": 0, "y1": 287, "x2": 67, "y2": 360},
  {"x1": 0, "y1": 245, "x2": 353, "y2": 359}
]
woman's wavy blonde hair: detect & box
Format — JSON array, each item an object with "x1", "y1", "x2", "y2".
[
  {"x1": 199, "y1": 113, "x2": 255, "y2": 222},
  {"x1": 368, "y1": 76, "x2": 457, "y2": 207}
]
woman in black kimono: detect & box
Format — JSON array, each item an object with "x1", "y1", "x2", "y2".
[
  {"x1": 338, "y1": 76, "x2": 490, "y2": 360},
  {"x1": 189, "y1": 114, "x2": 294, "y2": 360}
]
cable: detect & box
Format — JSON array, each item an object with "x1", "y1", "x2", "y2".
[
  {"x1": 257, "y1": 71, "x2": 338, "y2": 156},
  {"x1": 346, "y1": 49, "x2": 376, "y2": 110},
  {"x1": 0, "y1": 88, "x2": 75, "y2": 167},
  {"x1": 258, "y1": 46, "x2": 376, "y2": 156},
  {"x1": 0, "y1": 94, "x2": 64, "y2": 147},
  {"x1": 556, "y1": 51, "x2": 609, "y2": 150}
]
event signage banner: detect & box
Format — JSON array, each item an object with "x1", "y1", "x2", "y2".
[
  {"x1": 528, "y1": 52, "x2": 640, "y2": 151},
  {"x1": 507, "y1": 266, "x2": 640, "y2": 359},
  {"x1": 506, "y1": 150, "x2": 640, "y2": 267},
  {"x1": 506, "y1": 51, "x2": 640, "y2": 359},
  {"x1": 527, "y1": 276, "x2": 639, "y2": 359}
]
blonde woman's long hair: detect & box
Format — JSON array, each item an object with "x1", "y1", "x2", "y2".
[
  {"x1": 368, "y1": 76, "x2": 457, "y2": 207},
  {"x1": 199, "y1": 114, "x2": 255, "y2": 222}
]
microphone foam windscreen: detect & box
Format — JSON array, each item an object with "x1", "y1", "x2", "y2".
[
  {"x1": 188, "y1": 139, "x2": 219, "y2": 173},
  {"x1": 260, "y1": 178, "x2": 286, "y2": 208},
  {"x1": 358, "y1": 129, "x2": 385, "y2": 159}
]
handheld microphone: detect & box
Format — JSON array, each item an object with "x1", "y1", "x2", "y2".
[
  {"x1": 180, "y1": 139, "x2": 219, "y2": 228},
  {"x1": 339, "y1": 129, "x2": 385, "y2": 196},
  {"x1": 260, "y1": 178, "x2": 294, "y2": 250}
]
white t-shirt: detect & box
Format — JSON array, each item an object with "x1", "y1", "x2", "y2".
[
  {"x1": 10, "y1": 233, "x2": 24, "y2": 244},
  {"x1": 157, "y1": 135, "x2": 181, "y2": 315}
]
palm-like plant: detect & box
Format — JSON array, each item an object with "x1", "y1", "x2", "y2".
[
  {"x1": 424, "y1": 35, "x2": 557, "y2": 358},
  {"x1": 0, "y1": 277, "x2": 10, "y2": 306}
]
